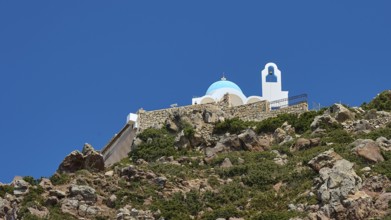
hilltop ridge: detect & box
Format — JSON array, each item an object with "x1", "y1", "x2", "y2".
[{"x1": 1, "y1": 90, "x2": 391, "y2": 220}]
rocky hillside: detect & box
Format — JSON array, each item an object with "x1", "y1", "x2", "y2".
[{"x1": 1, "y1": 90, "x2": 391, "y2": 220}]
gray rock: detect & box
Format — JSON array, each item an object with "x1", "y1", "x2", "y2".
[
  {"x1": 310, "y1": 114, "x2": 338, "y2": 131},
  {"x1": 353, "y1": 120, "x2": 373, "y2": 133},
  {"x1": 38, "y1": 178, "x2": 53, "y2": 190},
  {"x1": 351, "y1": 139, "x2": 384, "y2": 163},
  {"x1": 45, "y1": 196, "x2": 59, "y2": 206},
  {"x1": 49, "y1": 189, "x2": 66, "y2": 199},
  {"x1": 238, "y1": 129, "x2": 265, "y2": 151},
  {"x1": 61, "y1": 198, "x2": 79, "y2": 215},
  {"x1": 274, "y1": 127, "x2": 287, "y2": 144},
  {"x1": 58, "y1": 150, "x2": 85, "y2": 173},
  {"x1": 82, "y1": 143, "x2": 95, "y2": 155},
  {"x1": 329, "y1": 104, "x2": 355, "y2": 122},
  {"x1": 78, "y1": 204, "x2": 100, "y2": 216},
  {"x1": 106, "y1": 194, "x2": 117, "y2": 208},
  {"x1": 69, "y1": 185, "x2": 97, "y2": 202},
  {"x1": 58, "y1": 144, "x2": 104, "y2": 173},
  {"x1": 27, "y1": 206, "x2": 49, "y2": 219},
  {"x1": 12, "y1": 179, "x2": 29, "y2": 196},
  {"x1": 155, "y1": 176, "x2": 167, "y2": 188},
  {"x1": 220, "y1": 158, "x2": 233, "y2": 168},
  {"x1": 165, "y1": 118, "x2": 178, "y2": 132},
  {"x1": 0, "y1": 197, "x2": 10, "y2": 216},
  {"x1": 308, "y1": 149, "x2": 343, "y2": 172},
  {"x1": 120, "y1": 165, "x2": 137, "y2": 177}
]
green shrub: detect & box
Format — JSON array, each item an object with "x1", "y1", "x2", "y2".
[
  {"x1": 207, "y1": 175, "x2": 220, "y2": 187},
  {"x1": 50, "y1": 173, "x2": 70, "y2": 185},
  {"x1": 242, "y1": 161, "x2": 281, "y2": 190},
  {"x1": 46, "y1": 205, "x2": 78, "y2": 220},
  {"x1": 151, "y1": 190, "x2": 203, "y2": 219},
  {"x1": 202, "y1": 205, "x2": 242, "y2": 220},
  {"x1": 214, "y1": 118, "x2": 252, "y2": 134},
  {"x1": 321, "y1": 129, "x2": 354, "y2": 144},
  {"x1": 256, "y1": 114, "x2": 297, "y2": 134},
  {"x1": 0, "y1": 185, "x2": 14, "y2": 197},
  {"x1": 373, "y1": 151, "x2": 391, "y2": 179},
  {"x1": 181, "y1": 122, "x2": 195, "y2": 138},
  {"x1": 23, "y1": 176, "x2": 40, "y2": 186},
  {"x1": 362, "y1": 90, "x2": 391, "y2": 111},
  {"x1": 217, "y1": 165, "x2": 248, "y2": 178},
  {"x1": 207, "y1": 181, "x2": 248, "y2": 206},
  {"x1": 251, "y1": 211, "x2": 300, "y2": 220},
  {"x1": 357, "y1": 127, "x2": 391, "y2": 140},
  {"x1": 130, "y1": 128, "x2": 177, "y2": 162},
  {"x1": 18, "y1": 186, "x2": 45, "y2": 218},
  {"x1": 293, "y1": 110, "x2": 324, "y2": 133}
]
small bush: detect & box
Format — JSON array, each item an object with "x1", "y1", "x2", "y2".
[
  {"x1": 18, "y1": 186, "x2": 45, "y2": 218},
  {"x1": 214, "y1": 118, "x2": 251, "y2": 134},
  {"x1": 207, "y1": 175, "x2": 220, "y2": 187},
  {"x1": 151, "y1": 190, "x2": 203, "y2": 219},
  {"x1": 202, "y1": 205, "x2": 242, "y2": 220},
  {"x1": 358, "y1": 127, "x2": 391, "y2": 140},
  {"x1": 130, "y1": 128, "x2": 177, "y2": 162},
  {"x1": 23, "y1": 176, "x2": 40, "y2": 185},
  {"x1": 181, "y1": 122, "x2": 195, "y2": 138},
  {"x1": 0, "y1": 185, "x2": 14, "y2": 197},
  {"x1": 46, "y1": 205, "x2": 78, "y2": 220},
  {"x1": 256, "y1": 114, "x2": 297, "y2": 134},
  {"x1": 251, "y1": 211, "x2": 300, "y2": 220},
  {"x1": 50, "y1": 173, "x2": 70, "y2": 185},
  {"x1": 373, "y1": 151, "x2": 391, "y2": 179},
  {"x1": 321, "y1": 129, "x2": 354, "y2": 144}
]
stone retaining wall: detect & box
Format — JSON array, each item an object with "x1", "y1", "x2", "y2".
[{"x1": 137, "y1": 98, "x2": 308, "y2": 131}]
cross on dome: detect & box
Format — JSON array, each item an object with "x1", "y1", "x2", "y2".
[{"x1": 221, "y1": 72, "x2": 226, "y2": 81}]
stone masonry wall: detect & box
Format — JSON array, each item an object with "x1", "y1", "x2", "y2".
[{"x1": 137, "y1": 97, "x2": 308, "y2": 131}]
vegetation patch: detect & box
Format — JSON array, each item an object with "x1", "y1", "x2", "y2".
[
  {"x1": 214, "y1": 118, "x2": 254, "y2": 134},
  {"x1": 130, "y1": 128, "x2": 178, "y2": 162},
  {"x1": 50, "y1": 173, "x2": 71, "y2": 186},
  {"x1": 0, "y1": 185, "x2": 14, "y2": 198},
  {"x1": 362, "y1": 90, "x2": 391, "y2": 111}
]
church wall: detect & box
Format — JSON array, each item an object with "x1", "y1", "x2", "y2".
[{"x1": 137, "y1": 100, "x2": 307, "y2": 131}]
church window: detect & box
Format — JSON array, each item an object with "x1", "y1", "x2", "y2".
[{"x1": 266, "y1": 66, "x2": 277, "y2": 82}]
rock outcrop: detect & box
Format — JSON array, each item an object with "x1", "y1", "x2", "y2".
[
  {"x1": 308, "y1": 150, "x2": 375, "y2": 219},
  {"x1": 351, "y1": 139, "x2": 384, "y2": 163},
  {"x1": 58, "y1": 143, "x2": 104, "y2": 173}
]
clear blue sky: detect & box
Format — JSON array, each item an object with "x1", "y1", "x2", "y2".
[{"x1": 0, "y1": 1, "x2": 390, "y2": 183}]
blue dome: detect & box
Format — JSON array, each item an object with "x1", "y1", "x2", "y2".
[{"x1": 206, "y1": 79, "x2": 243, "y2": 95}]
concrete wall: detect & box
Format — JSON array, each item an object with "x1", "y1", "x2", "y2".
[{"x1": 101, "y1": 124, "x2": 137, "y2": 167}]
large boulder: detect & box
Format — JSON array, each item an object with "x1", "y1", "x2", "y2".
[
  {"x1": 11, "y1": 177, "x2": 29, "y2": 196},
  {"x1": 58, "y1": 151, "x2": 86, "y2": 173},
  {"x1": 69, "y1": 185, "x2": 97, "y2": 202},
  {"x1": 58, "y1": 143, "x2": 104, "y2": 173},
  {"x1": 353, "y1": 120, "x2": 373, "y2": 133},
  {"x1": 309, "y1": 150, "x2": 373, "y2": 219},
  {"x1": 308, "y1": 148, "x2": 343, "y2": 172},
  {"x1": 238, "y1": 129, "x2": 267, "y2": 151},
  {"x1": 0, "y1": 197, "x2": 10, "y2": 218},
  {"x1": 329, "y1": 104, "x2": 355, "y2": 122},
  {"x1": 291, "y1": 138, "x2": 321, "y2": 151},
  {"x1": 310, "y1": 115, "x2": 339, "y2": 131},
  {"x1": 351, "y1": 139, "x2": 384, "y2": 163},
  {"x1": 84, "y1": 150, "x2": 105, "y2": 172},
  {"x1": 220, "y1": 158, "x2": 233, "y2": 168}
]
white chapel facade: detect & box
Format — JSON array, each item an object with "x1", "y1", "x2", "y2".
[{"x1": 191, "y1": 62, "x2": 288, "y2": 107}]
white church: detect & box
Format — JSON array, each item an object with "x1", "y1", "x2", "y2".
[
  {"x1": 106, "y1": 62, "x2": 292, "y2": 166},
  {"x1": 191, "y1": 62, "x2": 288, "y2": 107}
]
